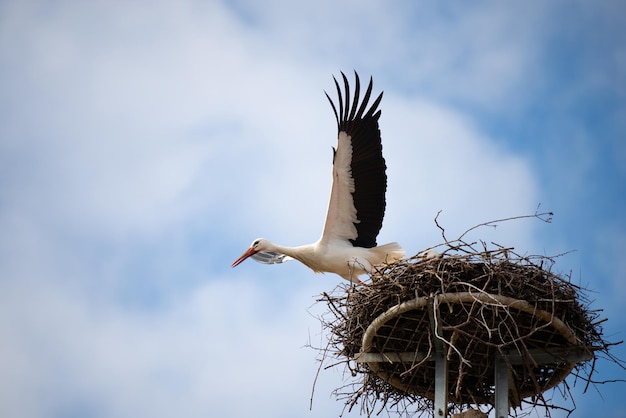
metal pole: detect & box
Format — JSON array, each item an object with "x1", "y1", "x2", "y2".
[
  {"x1": 434, "y1": 345, "x2": 448, "y2": 417},
  {"x1": 494, "y1": 353, "x2": 509, "y2": 418},
  {"x1": 429, "y1": 297, "x2": 448, "y2": 417}
]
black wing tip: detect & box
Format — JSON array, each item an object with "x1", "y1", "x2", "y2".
[
  {"x1": 324, "y1": 91, "x2": 339, "y2": 125},
  {"x1": 327, "y1": 72, "x2": 387, "y2": 249},
  {"x1": 328, "y1": 71, "x2": 382, "y2": 128}
]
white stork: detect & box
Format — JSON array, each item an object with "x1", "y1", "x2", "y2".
[{"x1": 231, "y1": 72, "x2": 405, "y2": 283}]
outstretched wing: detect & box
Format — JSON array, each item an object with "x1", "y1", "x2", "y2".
[{"x1": 320, "y1": 72, "x2": 386, "y2": 248}]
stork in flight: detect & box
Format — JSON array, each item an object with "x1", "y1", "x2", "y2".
[{"x1": 231, "y1": 72, "x2": 405, "y2": 283}]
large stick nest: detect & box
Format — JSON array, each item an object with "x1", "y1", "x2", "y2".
[{"x1": 315, "y1": 215, "x2": 624, "y2": 417}]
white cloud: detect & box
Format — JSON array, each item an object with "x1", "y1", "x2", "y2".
[
  {"x1": 1, "y1": 1, "x2": 624, "y2": 417},
  {"x1": 357, "y1": 96, "x2": 539, "y2": 256},
  {"x1": 0, "y1": 0, "x2": 544, "y2": 244},
  {"x1": 0, "y1": 274, "x2": 348, "y2": 418}
]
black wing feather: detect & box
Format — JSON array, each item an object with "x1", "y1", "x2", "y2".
[{"x1": 326, "y1": 71, "x2": 387, "y2": 248}]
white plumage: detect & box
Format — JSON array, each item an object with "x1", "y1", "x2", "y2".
[{"x1": 232, "y1": 72, "x2": 404, "y2": 283}]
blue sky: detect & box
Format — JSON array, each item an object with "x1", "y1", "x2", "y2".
[{"x1": 1, "y1": 1, "x2": 624, "y2": 417}]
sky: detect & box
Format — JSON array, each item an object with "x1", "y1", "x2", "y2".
[{"x1": 0, "y1": 1, "x2": 625, "y2": 417}]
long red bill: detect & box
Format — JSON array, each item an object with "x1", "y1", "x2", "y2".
[{"x1": 231, "y1": 247, "x2": 257, "y2": 268}]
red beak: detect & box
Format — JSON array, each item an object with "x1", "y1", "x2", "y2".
[{"x1": 231, "y1": 247, "x2": 258, "y2": 268}]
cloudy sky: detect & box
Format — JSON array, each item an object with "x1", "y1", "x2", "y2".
[{"x1": 1, "y1": 1, "x2": 625, "y2": 417}]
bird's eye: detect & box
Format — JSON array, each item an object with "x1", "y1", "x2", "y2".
[{"x1": 253, "y1": 239, "x2": 260, "y2": 247}]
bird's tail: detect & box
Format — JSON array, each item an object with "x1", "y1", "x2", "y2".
[{"x1": 375, "y1": 242, "x2": 405, "y2": 264}]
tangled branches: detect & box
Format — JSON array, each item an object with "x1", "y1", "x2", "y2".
[{"x1": 314, "y1": 214, "x2": 623, "y2": 417}]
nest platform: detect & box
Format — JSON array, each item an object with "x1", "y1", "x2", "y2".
[{"x1": 318, "y1": 244, "x2": 619, "y2": 417}]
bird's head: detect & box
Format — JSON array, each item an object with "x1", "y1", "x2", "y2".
[{"x1": 231, "y1": 238, "x2": 270, "y2": 267}]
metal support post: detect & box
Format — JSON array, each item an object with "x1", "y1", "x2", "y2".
[
  {"x1": 494, "y1": 353, "x2": 509, "y2": 418},
  {"x1": 429, "y1": 297, "x2": 448, "y2": 417}
]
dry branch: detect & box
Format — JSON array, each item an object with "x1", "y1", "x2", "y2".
[{"x1": 313, "y1": 216, "x2": 623, "y2": 417}]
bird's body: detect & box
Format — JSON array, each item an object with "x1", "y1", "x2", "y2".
[
  {"x1": 232, "y1": 72, "x2": 404, "y2": 283},
  {"x1": 236, "y1": 238, "x2": 404, "y2": 283}
]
